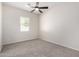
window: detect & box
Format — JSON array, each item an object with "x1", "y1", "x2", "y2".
[{"x1": 20, "y1": 16, "x2": 30, "y2": 32}]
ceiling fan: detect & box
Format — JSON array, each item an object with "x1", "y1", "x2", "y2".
[{"x1": 27, "y1": 2, "x2": 48, "y2": 13}]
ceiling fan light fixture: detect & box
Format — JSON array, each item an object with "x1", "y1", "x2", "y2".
[{"x1": 35, "y1": 8, "x2": 39, "y2": 11}]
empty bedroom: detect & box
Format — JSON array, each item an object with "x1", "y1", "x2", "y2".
[{"x1": 0, "y1": 2, "x2": 79, "y2": 57}]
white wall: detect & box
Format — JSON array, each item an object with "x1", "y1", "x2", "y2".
[
  {"x1": 2, "y1": 4, "x2": 39, "y2": 45},
  {"x1": 40, "y1": 2, "x2": 79, "y2": 51},
  {"x1": 0, "y1": 3, "x2": 2, "y2": 51}
]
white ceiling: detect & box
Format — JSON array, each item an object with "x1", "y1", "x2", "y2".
[
  {"x1": 3, "y1": 2, "x2": 79, "y2": 14},
  {"x1": 3, "y1": 2, "x2": 56, "y2": 14}
]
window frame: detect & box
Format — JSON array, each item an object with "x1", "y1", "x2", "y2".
[{"x1": 20, "y1": 16, "x2": 30, "y2": 32}]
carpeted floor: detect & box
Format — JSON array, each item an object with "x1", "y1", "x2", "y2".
[{"x1": 0, "y1": 39, "x2": 79, "y2": 57}]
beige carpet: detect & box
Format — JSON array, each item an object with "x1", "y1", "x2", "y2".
[{"x1": 0, "y1": 39, "x2": 79, "y2": 57}]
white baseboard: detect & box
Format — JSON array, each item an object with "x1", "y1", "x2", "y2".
[
  {"x1": 3, "y1": 38, "x2": 38, "y2": 45},
  {"x1": 41, "y1": 38, "x2": 79, "y2": 52}
]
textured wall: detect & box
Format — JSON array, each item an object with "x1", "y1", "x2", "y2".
[
  {"x1": 0, "y1": 3, "x2": 2, "y2": 51},
  {"x1": 40, "y1": 3, "x2": 79, "y2": 51},
  {"x1": 2, "y1": 4, "x2": 39, "y2": 45}
]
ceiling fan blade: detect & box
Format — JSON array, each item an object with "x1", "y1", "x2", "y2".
[
  {"x1": 39, "y1": 9, "x2": 43, "y2": 13},
  {"x1": 27, "y1": 4, "x2": 34, "y2": 8},
  {"x1": 39, "y1": 7, "x2": 48, "y2": 9},
  {"x1": 31, "y1": 9, "x2": 35, "y2": 13}
]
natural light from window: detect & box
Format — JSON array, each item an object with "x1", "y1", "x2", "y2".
[{"x1": 20, "y1": 16, "x2": 30, "y2": 32}]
